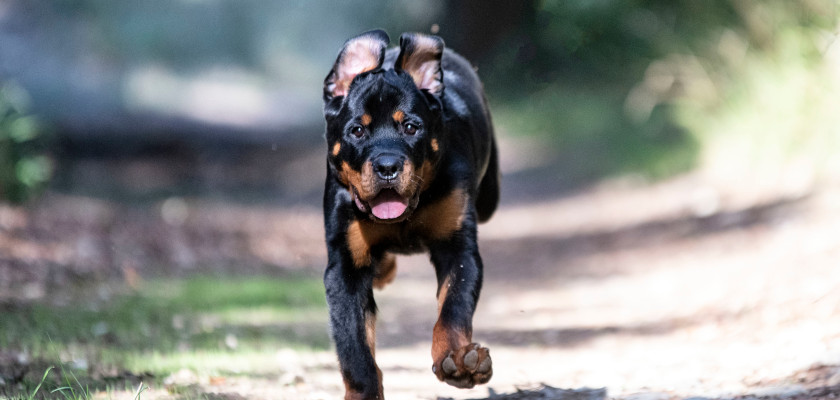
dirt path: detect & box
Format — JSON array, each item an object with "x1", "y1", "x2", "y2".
[
  {"x1": 352, "y1": 171, "x2": 840, "y2": 400},
  {"x1": 139, "y1": 172, "x2": 840, "y2": 399},
  {"x1": 2, "y1": 141, "x2": 840, "y2": 399}
]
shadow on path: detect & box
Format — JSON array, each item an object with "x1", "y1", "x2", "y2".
[{"x1": 481, "y1": 195, "x2": 806, "y2": 284}]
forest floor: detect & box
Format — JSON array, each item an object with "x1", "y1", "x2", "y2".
[{"x1": 1, "y1": 137, "x2": 840, "y2": 399}]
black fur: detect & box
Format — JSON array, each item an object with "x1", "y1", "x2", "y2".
[{"x1": 322, "y1": 29, "x2": 499, "y2": 399}]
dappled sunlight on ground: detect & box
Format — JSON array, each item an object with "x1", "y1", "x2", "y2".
[
  {"x1": 2, "y1": 149, "x2": 840, "y2": 398},
  {"x1": 366, "y1": 172, "x2": 840, "y2": 399}
]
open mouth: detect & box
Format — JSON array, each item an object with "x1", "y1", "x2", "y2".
[{"x1": 353, "y1": 188, "x2": 410, "y2": 220}]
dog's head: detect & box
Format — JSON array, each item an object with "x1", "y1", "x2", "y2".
[{"x1": 323, "y1": 30, "x2": 445, "y2": 223}]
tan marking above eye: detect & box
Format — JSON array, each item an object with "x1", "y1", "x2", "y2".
[
  {"x1": 431, "y1": 138, "x2": 439, "y2": 152},
  {"x1": 332, "y1": 142, "x2": 341, "y2": 156},
  {"x1": 361, "y1": 113, "x2": 372, "y2": 126},
  {"x1": 392, "y1": 110, "x2": 405, "y2": 123}
]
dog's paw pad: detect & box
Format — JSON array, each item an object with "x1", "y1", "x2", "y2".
[
  {"x1": 442, "y1": 356, "x2": 457, "y2": 374},
  {"x1": 463, "y1": 349, "x2": 478, "y2": 370},
  {"x1": 434, "y1": 343, "x2": 492, "y2": 389},
  {"x1": 477, "y1": 354, "x2": 492, "y2": 374}
]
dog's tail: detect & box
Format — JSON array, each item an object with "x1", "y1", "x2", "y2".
[{"x1": 475, "y1": 136, "x2": 500, "y2": 223}]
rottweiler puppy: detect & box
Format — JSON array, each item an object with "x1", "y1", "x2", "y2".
[{"x1": 322, "y1": 29, "x2": 499, "y2": 399}]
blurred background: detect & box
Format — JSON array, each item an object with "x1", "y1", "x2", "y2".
[{"x1": 1, "y1": 1, "x2": 839, "y2": 399}]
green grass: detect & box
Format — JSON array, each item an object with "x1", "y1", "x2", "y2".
[{"x1": 0, "y1": 275, "x2": 328, "y2": 399}]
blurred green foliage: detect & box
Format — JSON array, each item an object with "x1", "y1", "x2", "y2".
[
  {"x1": 486, "y1": 0, "x2": 839, "y2": 180},
  {"x1": 0, "y1": 82, "x2": 52, "y2": 204},
  {"x1": 4, "y1": 0, "x2": 838, "y2": 194}
]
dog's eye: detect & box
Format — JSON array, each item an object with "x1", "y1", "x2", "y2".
[
  {"x1": 403, "y1": 123, "x2": 419, "y2": 135},
  {"x1": 350, "y1": 126, "x2": 364, "y2": 138}
]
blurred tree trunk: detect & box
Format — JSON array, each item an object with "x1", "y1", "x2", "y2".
[{"x1": 441, "y1": 0, "x2": 535, "y2": 62}]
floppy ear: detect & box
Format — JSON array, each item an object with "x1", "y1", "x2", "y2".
[
  {"x1": 395, "y1": 32, "x2": 444, "y2": 95},
  {"x1": 324, "y1": 29, "x2": 390, "y2": 102}
]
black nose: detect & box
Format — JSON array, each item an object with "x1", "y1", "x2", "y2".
[{"x1": 373, "y1": 154, "x2": 403, "y2": 180}]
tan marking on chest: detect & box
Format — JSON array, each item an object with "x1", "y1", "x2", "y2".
[
  {"x1": 409, "y1": 188, "x2": 467, "y2": 240},
  {"x1": 346, "y1": 220, "x2": 396, "y2": 268},
  {"x1": 345, "y1": 189, "x2": 466, "y2": 268}
]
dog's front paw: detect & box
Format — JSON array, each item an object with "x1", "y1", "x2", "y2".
[{"x1": 433, "y1": 343, "x2": 492, "y2": 388}]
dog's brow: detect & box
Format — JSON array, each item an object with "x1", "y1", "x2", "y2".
[{"x1": 392, "y1": 110, "x2": 405, "y2": 123}]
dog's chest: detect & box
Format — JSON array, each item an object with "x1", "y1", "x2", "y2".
[{"x1": 346, "y1": 188, "x2": 467, "y2": 264}]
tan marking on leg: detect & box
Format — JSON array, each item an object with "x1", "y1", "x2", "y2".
[
  {"x1": 366, "y1": 311, "x2": 377, "y2": 357},
  {"x1": 437, "y1": 275, "x2": 451, "y2": 313},
  {"x1": 343, "y1": 379, "x2": 381, "y2": 400},
  {"x1": 361, "y1": 113, "x2": 372, "y2": 126},
  {"x1": 432, "y1": 274, "x2": 467, "y2": 365},
  {"x1": 392, "y1": 110, "x2": 405, "y2": 124},
  {"x1": 373, "y1": 253, "x2": 397, "y2": 289},
  {"x1": 343, "y1": 381, "x2": 358, "y2": 400},
  {"x1": 332, "y1": 142, "x2": 341, "y2": 156},
  {"x1": 432, "y1": 274, "x2": 469, "y2": 369},
  {"x1": 432, "y1": 320, "x2": 470, "y2": 367}
]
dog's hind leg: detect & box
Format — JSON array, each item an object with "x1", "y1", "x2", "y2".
[{"x1": 475, "y1": 136, "x2": 500, "y2": 223}]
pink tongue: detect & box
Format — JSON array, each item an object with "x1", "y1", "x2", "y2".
[{"x1": 369, "y1": 189, "x2": 408, "y2": 220}]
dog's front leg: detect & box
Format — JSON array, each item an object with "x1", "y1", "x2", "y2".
[
  {"x1": 323, "y1": 174, "x2": 384, "y2": 399},
  {"x1": 428, "y1": 216, "x2": 493, "y2": 389},
  {"x1": 324, "y1": 250, "x2": 382, "y2": 400}
]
